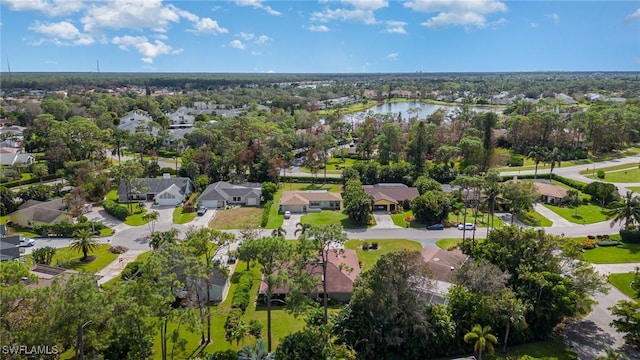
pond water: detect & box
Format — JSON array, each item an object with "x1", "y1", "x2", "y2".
[{"x1": 343, "y1": 101, "x2": 497, "y2": 123}]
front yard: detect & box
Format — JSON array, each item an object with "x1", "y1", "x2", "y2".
[
  {"x1": 544, "y1": 203, "x2": 611, "y2": 224},
  {"x1": 608, "y1": 273, "x2": 639, "y2": 300},
  {"x1": 390, "y1": 210, "x2": 504, "y2": 228},
  {"x1": 173, "y1": 206, "x2": 196, "y2": 224},
  {"x1": 266, "y1": 183, "x2": 343, "y2": 229},
  {"x1": 344, "y1": 239, "x2": 422, "y2": 271},
  {"x1": 518, "y1": 210, "x2": 553, "y2": 227},
  {"x1": 300, "y1": 210, "x2": 368, "y2": 229},
  {"x1": 582, "y1": 240, "x2": 640, "y2": 263},
  {"x1": 210, "y1": 207, "x2": 263, "y2": 229},
  {"x1": 27, "y1": 244, "x2": 118, "y2": 273},
  {"x1": 592, "y1": 167, "x2": 640, "y2": 183}
]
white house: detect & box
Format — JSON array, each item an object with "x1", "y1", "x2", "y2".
[
  {"x1": 155, "y1": 184, "x2": 186, "y2": 206},
  {"x1": 118, "y1": 110, "x2": 157, "y2": 134}
]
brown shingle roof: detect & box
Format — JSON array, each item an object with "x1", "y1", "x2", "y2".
[
  {"x1": 280, "y1": 191, "x2": 342, "y2": 206},
  {"x1": 363, "y1": 184, "x2": 419, "y2": 204},
  {"x1": 533, "y1": 182, "x2": 567, "y2": 199},
  {"x1": 421, "y1": 247, "x2": 468, "y2": 283}
]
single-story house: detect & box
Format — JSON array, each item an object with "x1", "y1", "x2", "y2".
[
  {"x1": 363, "y1": 183, "x2": 419, "y2": 212},
  {"x1": 28, "y1": 264, "x2": 80, "y2": 288},
  {"x1": 418, "y1": 247, "x2": 469, "y2": 305},
  {"x1": 0, "y1": 234, "x2": 23, "y2": 262},
  {"x1": 0, "y1": 152, "x2": 35, "y2": 166},
  {"x1": 10, "y1": 198, "x2": 72, "y2": 228},
  {"x1": 532, "y1": 181, "x2": 567, "y2": 205},
  {"x1": 197, "y1": 181, "x2": 262, "y2": 209},
  {"x1": 117, "y1": 175, "x2": 194, "y2": 205},
  {"x1": 279, "y1": 191, "x2": 342, "y2": 213},
  {"x1": 258, "y1": 249, "x2": 361, "y2": 303}
]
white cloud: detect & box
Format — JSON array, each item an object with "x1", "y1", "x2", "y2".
[
  {"x1": 29, "y1": 20, "x2": 94, "y2": 46},
  {"x1": 254, "y1": 35, "x2": 270, "y2": 44},
  {"x1": 308, "y1": 25, "x2": 330, "y2": 32},
  {"x1": 267, "y1": 70, "x2": 275, "y2": 73},
  {"x1": 530, "y1": 22, "x2": 538, "y2": 28},
  {"x1": 405, "y1": 0, "x2": 507, "y2": 29},
  {"x1": 383, "y1": 20, "x2": 407, "y2": 34},
  {"x1": 112, "y1": 35, "x2": 181, "y2": 63},
  {"x1": 546, "y1": 13, "x2": 559, "y2": 23},
  {"x1": 233, "y1": 0, "x2": 281, "y2": 16},
  {"x1": 1, "y1": 0, "x2": 84, "y2": 16},
  {"x1": 189, "y1": 18, "x2": 228, "y2": 34},
  {"x1": 238, "y1": 32, "x2": 255, "y2": 40},
  {"x1": 341, "y1": 0, "x2": 388, "y2": 11},
  {"x1": 229, "y1": 40, "x2": 246, "y2": 50},
  {"x1": 625, "y1": 8, "x2": 640, "y2": 22},
  {"x1": 311, "y1": 8, "x2": 377, "y2": 24},
  {"x1": 81, "y1": 0, "x2": 182, "y2": 33},
  {"x1": 386, "y1": 52, "x2": 399, "y2": 60}
]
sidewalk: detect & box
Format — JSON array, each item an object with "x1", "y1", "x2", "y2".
[
  {"x1": 533, "y1": 203, "x2": 574, "y2": 227},
  {"x1": 96, "y1": 250, "x2": 147, "y2": 285}
]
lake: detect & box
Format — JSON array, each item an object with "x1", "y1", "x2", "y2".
[{"x1": 343, "y1": 101, "x2": 498, "y2": 123}]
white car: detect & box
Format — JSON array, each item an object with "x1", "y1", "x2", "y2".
[
  {"x1": 19, "y1": 238, "x2": 35, "y2": 247},
  {"x1": 283, "y1": 211, "x2": 291, "y2": 219},
  {"x1": 457, "y1": 223, "x2": 475, "y2": 230}
]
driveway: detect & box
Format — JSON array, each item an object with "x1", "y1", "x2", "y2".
[
  {"x1": 371, "y1": 213, "x2": 401, "y2": 229},
  {"x1": 282, "y1": 214, "x2": 302, "y2": 239}
]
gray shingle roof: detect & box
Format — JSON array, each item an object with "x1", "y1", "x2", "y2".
[
  {"x1": 197, "y1": 181, "x2": 262, "y2": 202},
  {"x1": 118, "y1": 177, "x2": 194, "y2": 197}
]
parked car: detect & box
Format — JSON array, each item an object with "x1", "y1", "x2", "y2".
[
  {"x1": 284, "y1": 211, "x2": 291, "y2": 219},
  {"x1": 427, "y1": 223, "x2": 445, "y2": 230},
  {"x1": 19, "y1": 238, "x2": 35, "y2": 247},
  {"x1": 197, "y1": 206, "x2": 207, "y2": 216},
  {"x1": 457, "y1": 223, "x2": 476, "y2": 230}
]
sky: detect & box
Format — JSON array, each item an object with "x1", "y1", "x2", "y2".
[{"x1": 0, "y1": 0, "x2": 639, "y2": 73}]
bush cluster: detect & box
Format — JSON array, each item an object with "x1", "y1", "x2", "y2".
[
  {"x1": 102, "y1": 199, "x2": 130, "y2": 220},
  {"x1": 596, "y1": 170, "x2": 606, "y2": 179},
  {"x1": 56, "y1": 258, "x2": 80, "y2": 269},
  {"x1": 231, "y1": 271, "x2": 253, "y2": 312},
  {"x1": 620, "y1": 229, "x2": 640, "y2": 244},
  {"x1": 508, "y1": 155, "x2": 524, "y2": 167},
  {"x1": 120, "y1": 261, "x2": 141, "y2": 280},
  {"x1": 361, "y1": 241, "x2": 379, "y2": 251},
  {"x1": 261, "y1": 201, "x2": 272, "y2": 227},
  {"x1": 109, "y1": 245, "x2": 128, "y2": 254},
  {"x1": 182, "y1": 192, "x2": 200, "y2": 213},
  {"x1": 596, "y1": 240, "x2": 619, "y2": 247},
  {"x1": 581, "y1": 238, "x2": 597, "y2": 250},
  {"x1": 224, "y1": 309, "x2": 243, "y2": 341}
]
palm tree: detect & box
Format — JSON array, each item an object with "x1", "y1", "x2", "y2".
[
  {"x1": 607, "y1": 191, "x2": 640, "y2": 230},
  {"x1": 545, "y1": 147, "x2": 562, "y2": 180},
  {"x1": 270, "y1": 227, "x2": 286, "y2": 238},
  {"x1": 239, "y1": 339, "x2": 274, "y2": 360},
  {"x1": 527, "y1": 146, "x2": 547, "y2": 179},
  {"x1": 463, "y1": 324, "x2": 498, "y2": 360},
  {"x1": 143, "y1": 210, "x2": 160, "y2": 236},
  {"x1": 294, "y1": 222, "x2": 311, "y2": 237},
  {"x1": 70, "y1": 229, "x2": 99, "y2": 261}
]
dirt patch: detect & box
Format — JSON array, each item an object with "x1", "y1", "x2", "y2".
[{"x1": 209, "y1": 207, "x2": 263, "y2": 229}]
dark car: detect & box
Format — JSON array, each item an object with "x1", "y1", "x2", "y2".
[
  {"x1": 426, "y1": 223, "x2": 445, "y2": 230},
  {"x1": 197, "y1": 206, "x2": 207, "y2": 216}
]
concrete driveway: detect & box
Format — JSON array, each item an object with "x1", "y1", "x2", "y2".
[
  {"x1": 371, "y1": 213, "x2": 401, "y2": 229},
  {"x1": 282, "y1": 214, "x2": 302, "y2": 239}
]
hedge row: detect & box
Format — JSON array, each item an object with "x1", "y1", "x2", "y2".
[
  {"x1": 183, "y1": 191, "x2": 200, "y2": 213},
  {"x1": 1, "y1": 174, "x2": 58, "y2": 188},
  {"x1": 231, "y1": 271, "x2": 253, "y2": 312},
  {"x1": 261, "y1": 200, "x2": 272, "y2": 227},
  {"x1": 280, "y1": 175, "x2": 343, "y2": 184},
  {"x1": 33, "y1": 221, "x2": 105, "y2": 237},
  {"x1": 620, "y1": 229, "x2": 640, "y2": 244},
  {"x1": 102, "y1": 199, "x2": 130, "y2": 221},
  {"x1": 223, "y1": 309, "x2": 243, "y2": 342}
]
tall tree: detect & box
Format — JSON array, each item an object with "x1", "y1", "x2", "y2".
[
  {"x1": 606, "y1": 191, "x2": 640, "y2": 231},
  {"x1": 255, "y1": 236, "x2": 291, "y2": 352},
  {"x1": 527, "y1": 146, "x2": 547, "y2": 180},
  {"x1": 545, "y1": 147, "x2": 562, "y2": 180},
  {"x1": 70, "y1": 229, "x2": 99, "y2": 261},
  {"x1": 342, "y1": 178, "x2": 373, "y2": 226}
]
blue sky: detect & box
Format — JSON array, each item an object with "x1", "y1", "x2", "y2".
[{"x1": 1, "y1": 0, "x2": 639, "y2": 73}]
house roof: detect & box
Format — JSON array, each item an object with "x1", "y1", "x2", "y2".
[
  {"x1": 259, "y1": 249, "x2": 361, "y2": 296},
  {"x1": 14, "y1": 198, "x2": 68, "y2": 224},
  {"x1": 156, "y1": 184, "x2": 184, "y2": 199},
  {"x1": 28, "y1": 264, "x2": 79, "y2": 288},
  {"x1": 280, "y1": 191, "x2": 342, "y2": 206},
  {"x1": 363, "y1": 183, "x2": 419, "y2": 204},
  {"x1": 118, "y1": 177, "x2": 193, "y2": 196},
  {"x1": 0, "y1": 153, "x2": 33, "y2": 166},
  {"x1": 197, "y1": 181, "x2": 262, "y2": 202},
  {"x1": 532, "y1": 181, "x2": 568, "y2": 199},
  {"x1": 421, "y1": 247, "x2": 468, "y2": 283},
  {"x1": 0, "y1": 235, "x2": 21, "y2": 261}
]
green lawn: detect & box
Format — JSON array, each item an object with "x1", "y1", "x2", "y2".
[
  {"x1": 591, "y1": 167, "x2": 640, "y2": 183},
  {"x1": 391, "y1": 210, "x2": 426, "y2": 228},
  {"x1": 27, "y1": 244, "x2": 118, "y2": 273},
  {"x1": 173, "y1": 206, "x2": 196, "y2": 224},
  {"x1": 517, "y1": 210, "x2": 553, "y2": 227},
  {"x1": 543, "y1": 203, "x2": 610, "y2": 224},
  {"x1": 300, "y1": 210, "x2": 366, "y2": 229},
  {"x1": 579, "y1": 163, "x2": 639, "y2": 175},
  {"x1": 299, "y1": 158, "x2": 360, "y2": 174},
  {"x1": 583, "y1": 241, "x2": 640, "y2": 263},
  {"x1": 345, "y1": 239, "x2": 422, "y2": 271},
  {"x1": 436, "y1": 238, "x2": 461, "y2": 250},
  {"x1": 99, "y1": 228, "x2": 114, "y2": 236},
  {"x1": 487, "y1": 340, "x2": 577, "y2": 360},
  {"x1": 266, "y1": 183, "x2": 342, "y2": 229},
  {"x1": 105, "y1": 189, "x2": 119, "y2": 201},
  {"x1": 629, "y1": 186, "x2": 640, "y2": 194},
  {"x1": 447, "y1": 211, "x2": 505, "y2": 228},
  {"x1": 609, "y1": 273, "x2": 639, "y2": 300},
  {"x1": 315, "y1": 100, "x2": 379, "y2": 115},
  {"x1": 125, "y1": 209, "x2": 152, "y2": 226}
]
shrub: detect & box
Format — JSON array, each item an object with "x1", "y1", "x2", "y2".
[
  {"x1": 109, "y1": 245, "x2": 128, "y2": 254},
  {"x1": 508, "y1": 155, "x2": 524, "y2": 167},
  {"x1": 596, "y1": 170, "x2": 605, "y2": 179},
  {"x1": 121, "y1": 261, "x2": 141, "y2": 280},
  {"x1": 370, "y1": 242, "x2": 379, "y2": 250},
  {"x1": 224, "y1": 309, "x2": 243, "y2": 341},
  {"x1": 587, "y1": 235, "x2": 596, "y2": 239},
  {"x1": 56, "y1": 258, "x2": 80, "y2": 269},
  {"x1": 581, "y1": 238, "x2": 597, "y2": 250},
  {"x1": 182, "y1": 192, "x2": 199, "y2": 213},
  {"x1": 102, "y1": 199, "x2": 130, "y2": 221},
  {"x1": 261, "y1": 201, "x2": 272, "y2": 227},
  {"x1": 596, "y1": 240, "x2": 619, "y2": 247},
  {"x1": 620, "y1": 229, "x2": 640, "y2": 244},
  {"x1": 361, "y1": 241, "x2": 369, "y2": 250},
  {"x1": 33, "y1": 222, "x2": 105, "y2": 237},
  {"x1": 231, "y1": 271, "x2": 253, "y2": 312},
  {"x1": 261, "y1": 182, "x2": 277, "y2": 202},
  {"x1": 32, "y1": 246, "x2": 56, "y2": 265}
]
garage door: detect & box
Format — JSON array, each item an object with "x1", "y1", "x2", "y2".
[
  {"x1": 374, "y1": 205, "x2": 387, "y2": 211},
  {"x1": 247, "y1": 198, "x2": 258, "y2": 206},
  {"x1": 202, "y1": 200, "x2": 218, "y2": 208}
]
